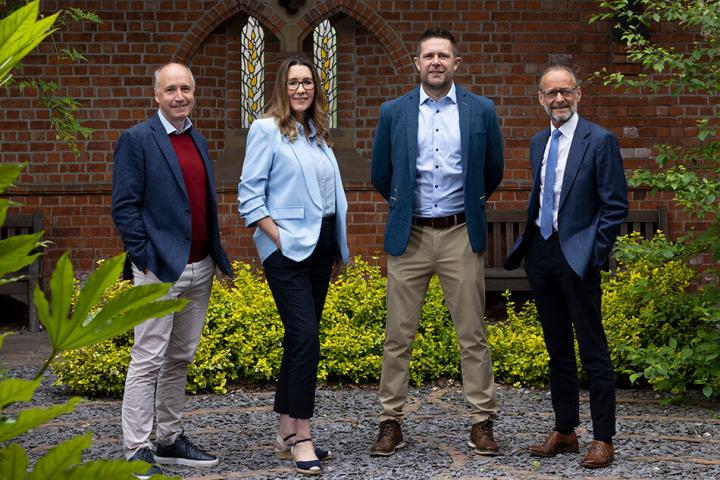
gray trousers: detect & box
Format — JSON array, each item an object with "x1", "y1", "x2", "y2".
[{"x1": 122, "y1": 255, "x2": 214, "y2": 458}]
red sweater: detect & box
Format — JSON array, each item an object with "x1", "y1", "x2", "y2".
[{"x1": 169, "y1": 132, "x2": 209, "y2": 263}]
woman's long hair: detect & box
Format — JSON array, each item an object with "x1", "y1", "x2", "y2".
[{"x1": 264, "y1": 55, "x2": 331, "y2": 144}]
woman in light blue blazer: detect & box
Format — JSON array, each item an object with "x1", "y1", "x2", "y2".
[{"x1": 238, "y1": 55, "x2": 349, "y2": 476}]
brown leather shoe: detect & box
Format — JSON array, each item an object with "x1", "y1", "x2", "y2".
[
  {"x1": 528, "y1": 431, "x2": 579, "y2": 457},
  {"x1": 369, "y1": 420, "x2": 406, "y2": 457},
  {"x1": 581, "y1": 440, "x2": 614, "y2": 468},
  {"x1": 468, "y1": 420, "x2": 499, "y2": 456}
]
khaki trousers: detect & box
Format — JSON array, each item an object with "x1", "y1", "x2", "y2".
[
  {"x1": 122, "y1": 255, "x2": 214, "y2": 458},
  {"x1": 379, "y1": 223, "x2": 497, "y2": 425}
]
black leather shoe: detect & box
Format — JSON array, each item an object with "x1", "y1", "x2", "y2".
[
  {"x1": 128, "y1": 447, "x2": 163, "y2": 480},
  {"x1": 155, "y1": 433, "x2": 219, "y2": 467}
]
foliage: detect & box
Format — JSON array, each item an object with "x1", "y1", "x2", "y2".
[
  {"x1": 487, "y1": 292, "x2": 549, "y2": 388},
  {"x1": 2, "y1": 0, "x2": 101, "y2": 156},
  {"x1": 590, "y1": 1, "x2": 720, "y2": 261},
  {"x1": 0, "y1": 164, "x2": 182, "y2": 478},
  {"x1": 56, "y1": 256, "x2": 566, "y2": 395},
  {"x1": 589, "y1": 0, "x2": 720, "y2": 403}
]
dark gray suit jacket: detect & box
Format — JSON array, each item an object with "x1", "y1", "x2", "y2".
[{"x1": 112, "y1": 113, "x2": 232, "y2": 282}]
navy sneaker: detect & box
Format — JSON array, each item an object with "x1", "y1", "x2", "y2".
[
  {"x1": 128, "y1": 447, "x2": 164, "y2": 479},
  {"x1": 154, "y1": 433, "x2": 219, "y2": 467}
]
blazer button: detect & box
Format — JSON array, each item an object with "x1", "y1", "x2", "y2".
[{"x1": 185, "y1": 209, "x2": 190, "y2": 215}]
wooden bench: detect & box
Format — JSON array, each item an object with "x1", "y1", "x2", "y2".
[
  {"x1": 485, "y1": 207, "x2": 669, "y2": 292},
  {"x1": 0, "y1": 213, "x2": 43, "y2": 331}
]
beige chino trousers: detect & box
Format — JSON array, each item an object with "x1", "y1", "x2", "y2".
[
  {"x1": 379, "y1": 222, "x2": 497, "y2": 425},
  {"x1": 122, "y1": 255, "x2": 214, "y2": 458}
]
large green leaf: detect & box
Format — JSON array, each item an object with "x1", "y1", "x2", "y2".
[
  {"x1": 0, "y1": 397, "x2": 81, "y2": 443},
  {"x1": 0, "y1": 1, "x2": 59, "y2": 85},
  {"x1": 0, "y1": 443, "x2": 28, "y2": 480},
  {"x1": 68, "y1": 254, "x2": 126, "y2": 329},
  {"x1": 37, "y1": 252, "x2": 186, "y2": 353},
  {"x1": 0, "y1": 164, "x2": 25, "y2": 195},
  {"x1": 61, "y1": 297, "x2": 186, "y2": 351},
  {"x1": 0, "y1": 233, "x2": 44, "y2": 279},
  {"x1": 0, "y1": 378, "x2": 41, "y2": 410},
  {"x1": 66, "y1": 459, "x2": 177, "y2": 480},
  {"x1": 28, "y1": 433, "x2": 90, "y2": 480}
]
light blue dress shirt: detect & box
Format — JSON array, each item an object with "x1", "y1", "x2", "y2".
[
  {"x1": 535, "y1": 112, "x2": 579, "y2": 230},
  {"x1": 413, "y1": 83, "x2": 464, "y2": 217},
  {"x1": 298, "y1": 120, "x2": 336, "y2": 216}
]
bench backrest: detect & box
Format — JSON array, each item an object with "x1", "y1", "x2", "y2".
[{"x1": 484, "y1": 208, "x2": 668, "y2": 292}]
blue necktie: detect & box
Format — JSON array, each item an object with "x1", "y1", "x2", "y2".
[{"x1": 540, "y1": 129, "x2": 562, "y2": 239}]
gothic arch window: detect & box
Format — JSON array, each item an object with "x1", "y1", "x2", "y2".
[
  {"x1": 313, "y1": 19, "x2": 337, "y2": 128},
  {"x1": 241, "y1": 16, "x2": 264, "y2": 128}
]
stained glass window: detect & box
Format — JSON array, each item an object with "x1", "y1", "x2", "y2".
[
  {"x1": 241, "y1": 17, "x2": 264, "y2": 128},
  {"x1": 313, "y1": 20, "x2": 337, "y2": 128}
]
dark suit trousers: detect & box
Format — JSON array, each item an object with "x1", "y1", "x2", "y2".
[
  {"x1": 524, "y1": 232, "x2": 616, "y2": 439},
  {"x1": 262, "y1": 217, "x2": 337, "y2": 419}
]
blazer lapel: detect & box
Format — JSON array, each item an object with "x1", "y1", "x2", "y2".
[
  {"x1": 288, "y1": 139, "x2": 322, "y2": 208},
  {"x1": 559, "y1": 116, "x2": 590, "y2": 210},
  {"x1": 457, "y1": 86, "x2": 470, "y2": 178},
  {"x1": 150, "y1": 114, "x2": 188, "y2": 197},
  {"x1": 405, "y1": 87, "x2": 419, "y2": 174}
]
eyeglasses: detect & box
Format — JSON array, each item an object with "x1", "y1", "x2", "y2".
[
  {"x1": 540, "y1": 87, "x2": 577, "y2": 100},
  {"x1": 287, "y1": 79, "x2": 315, "y2": 91}
]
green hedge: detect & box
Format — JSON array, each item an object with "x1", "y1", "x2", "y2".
[{"x1": 53, "y1": 234, "x2": 718, "y2": 400}]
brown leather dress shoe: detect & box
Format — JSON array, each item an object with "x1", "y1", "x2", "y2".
[
  {"x1": 468, "y1": 420, "x2": 499, "y2": 456},
  {"x1": 581, "y1": 440, "x2": 614, "y2": 468},
  {"x1": 369, "y1": 420, "x2": 406, "y2": 456},
  {"x1": 528, "y1": 431, "x2": 579, "y2": 457}
]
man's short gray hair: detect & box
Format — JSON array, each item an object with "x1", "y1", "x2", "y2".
[
  {"x1": 538, "y1": 64, "x2": 580, "y2": 90},
  {"x1": 153, "y1": 62, "x2": 195, "y2": 91}
]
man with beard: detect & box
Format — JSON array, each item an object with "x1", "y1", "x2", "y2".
[
  {"x1": 370, "y1": 29, "x2": 504, "y2": 457},
  {"x1": 505, "y1": 65, "x2": 628, "y2": 468}
]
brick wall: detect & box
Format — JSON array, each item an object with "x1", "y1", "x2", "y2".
[{"x1": 2, "y1": 0, "x2": 716, "y2": 280}]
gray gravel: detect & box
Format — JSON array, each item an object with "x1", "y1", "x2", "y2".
[{"x1": 5, "y1": 367, "x2": 720, "y2": 479}]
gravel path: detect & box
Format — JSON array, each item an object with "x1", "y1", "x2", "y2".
[{"x1": 5, "y1": 368, "x2": 720, "y2": 479}]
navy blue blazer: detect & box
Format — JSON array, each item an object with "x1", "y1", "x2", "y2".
[
  {"x1": 111, "y1": 113, "x2": 232, "y2": 282},
  {"x1": 505, "y1": 115, "x2": 628, "y2": 278},
  {"x1": 371, "y1": 85, "x2": 504, "y2": 256}
]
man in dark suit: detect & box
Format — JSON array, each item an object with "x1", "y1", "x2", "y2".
[
  {"x1": 370, "y1": 29, "x2": 504, "y2": 457},
  {"x1": 112, "y1": 62, "x2": 232, "y2": 479},
  {"x1": 505, "y1": 65, "x2": 628, "y2": 468}
]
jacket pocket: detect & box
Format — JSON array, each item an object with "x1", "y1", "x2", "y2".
[{"x1": 270, "y1": 206, "x2": 305, "y2": 219}]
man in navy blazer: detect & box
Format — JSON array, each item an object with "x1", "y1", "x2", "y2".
[
  {"x1": 370, "y1": 29, "x2": 504, "y2": 457},
  {"x1": 505, "y1": 65, "x2": 628, "y2": 469},
  {"x1": 112, "y1": 62, "x2": 232, "y2": 479}
]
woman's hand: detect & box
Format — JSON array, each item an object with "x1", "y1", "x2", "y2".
[{"x1": 257, "y1": 216, "x2": 282, "y2": 249}]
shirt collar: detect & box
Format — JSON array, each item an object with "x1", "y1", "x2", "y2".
[
  {"x1": 158, "y1": 109, "x2": 193, "y2": 135},
  {"x1": 551, "y1": 111, "x2": 579, "y2": 138},
  {"x1": 296, "y1": 119, "x2": 317, "y2": 140},
  {"x1": 419, "y1": 82, "x2": 457, "y2": 105}
]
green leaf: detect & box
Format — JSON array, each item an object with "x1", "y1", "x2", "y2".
[
  {"x1": 41, "y1": 252, "x2": 75, "y2": 350},
  {"x1": 0, "y1": 378, "x2": 41, "y2": 410},
  {"x1": 703, "y1": 385, "x2": 713, "y2": 398},
  {"x1": 0, "y1": 397, "x2": 81, "y2": 442},
  {"x1": 0, "y1": 164, "x2": 25, "y2": 194},
  {"x1": 0, "y1": 233, "x2": 44, "y2": 280},
  {"x1": 65, "y1": 459, "x2": 175, "y2": 480},
  {"x1": 68, "y1": 254, "x2": 125, "y2": 330},
  {"x1": 28, "y1": 433, "x2": 91, "y2": 480},
  {"x1": 0, "y1": 443, "x2": 28, "y2": 480}
]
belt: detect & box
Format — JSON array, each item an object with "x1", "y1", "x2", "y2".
[{"x1": 412, "y1": 212, "x2": 466, "y2": 229}]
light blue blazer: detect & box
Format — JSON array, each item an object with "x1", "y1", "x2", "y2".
[{"x1": 238, "y1": 117, "x2": 349, "y2": 264}]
